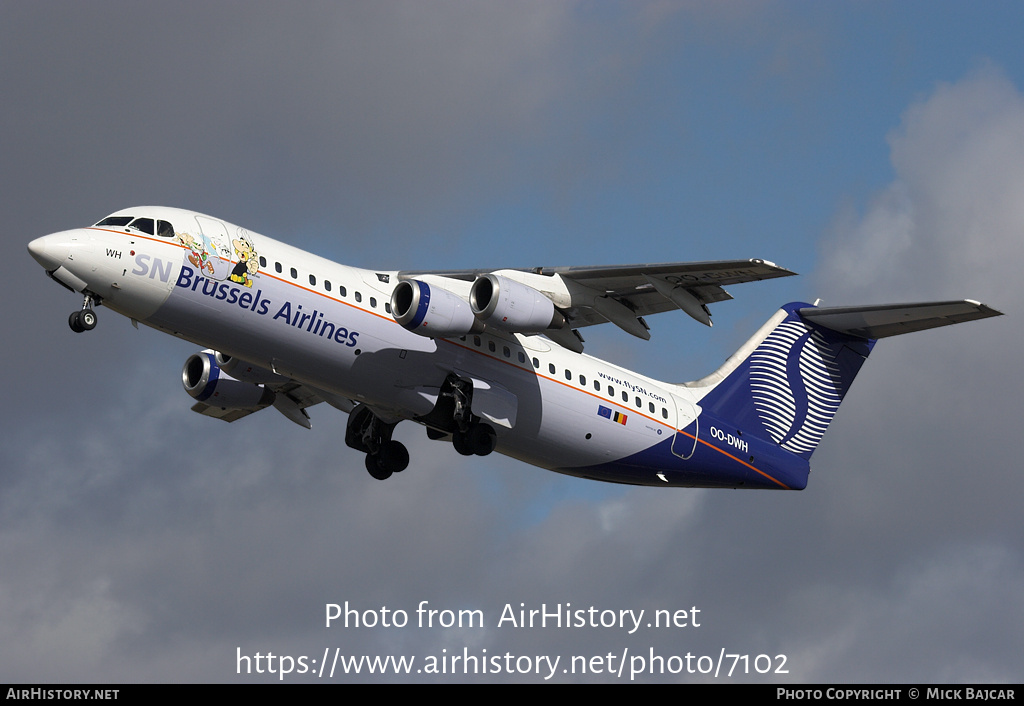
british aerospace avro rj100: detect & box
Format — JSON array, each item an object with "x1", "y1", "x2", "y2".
[{"x1": 28, "y1": 206, "x2": 1001, "y2": 488}]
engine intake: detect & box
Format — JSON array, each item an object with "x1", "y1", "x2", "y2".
[
  {"x1": 391, "y1": 280, "x2": 484, "y2": 338},
  {"x1": 470, "y1": 274, "x2": 565, "y2": 333},
  {"x1": 182, "y1": 351, "x2": 275, "y2": 410}
]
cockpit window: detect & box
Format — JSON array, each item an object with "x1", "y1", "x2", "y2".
[
  {"x1": 95, "y1": 216, "x2": 133, "y2": 227},
  {"x1": 157, "y1": 220, "x2": 174, "y2": 238},
  {"x1": 128, "y1": 217, "x2": 155, "y2": 235}
]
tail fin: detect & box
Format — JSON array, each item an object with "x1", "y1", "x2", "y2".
[{"x1": 687, "y1": 300, "x2": 1000, "y2": 461}]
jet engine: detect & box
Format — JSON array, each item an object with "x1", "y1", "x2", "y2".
[
  {"x1": 469, "y1": 274, "x2": 566, "y2": 333},
  {"x1": 212, "y1": 351, "x2": 288, "y2": 384},
  {"x1": 182, "y1": 351, "x2": 275, "y2": 410},
  {"x1": 391, "y1": 279, "x2": 485, "y2": 338}
]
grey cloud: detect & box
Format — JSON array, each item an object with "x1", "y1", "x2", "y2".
[{"x1": 819, "y1": 64, "x2": 1024, "y2": 304}]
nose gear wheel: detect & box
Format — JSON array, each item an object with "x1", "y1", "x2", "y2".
[{"x1": 69, "y1": 294, "x2": 99, "y2": 333}]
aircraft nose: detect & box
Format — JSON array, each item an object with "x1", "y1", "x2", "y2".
[{"x1": 27, "y1": 234, "x2": 72, "y2": 271}]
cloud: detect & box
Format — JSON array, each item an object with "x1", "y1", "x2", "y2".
[
  {"x1": 812, "y1": 66, "x2": 1021, "y2": 529},
  {"x1": 797, "y1": 65, "x2": 1024, "y2": 682},
  {"x1": 819, "y1": 63, "x2": 1024, "y2": 305}
]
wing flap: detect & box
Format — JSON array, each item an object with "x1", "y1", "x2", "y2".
[
  {"x1": 189, "y1": 380, "x2": 328, "y2": 426},
  {"x1": 189, "y1": 401, "x2": 264, "y2": 423}
]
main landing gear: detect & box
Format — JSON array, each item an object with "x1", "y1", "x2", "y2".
[
  {"x1": 68, "y1": 294, "x2": 99, "y2": 333},
  {"x1": 452, "y1": 422, "x2": 497, "y2": 457},
  {"x1": 345, "y1": 404, "x2": 409, "y2": 481},
  {"x1": 344, "y1": 374, "x2": 500, "y2": 481},
  {"x1": 431, "y1": 374, "x2": 497, "y2": 458}
]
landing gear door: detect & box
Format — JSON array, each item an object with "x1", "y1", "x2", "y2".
[
  {"x1": 670, "y1": 393, "x2": 700, "y2": 460},
  {"x1": 456, "y1": 371, "x2": 518, "y2": 429}
]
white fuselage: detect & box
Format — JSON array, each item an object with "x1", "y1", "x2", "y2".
[{"x1": 29, "y1": 206, "x2": 805, "y2": 490}]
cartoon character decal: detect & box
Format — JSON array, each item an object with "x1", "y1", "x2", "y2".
[
  {"x1": 229, "y1": 230, "x2": 260, "y2": 288},
  {"x1": 207, "y1": 235, "x2": 232, "y2": 262},
  {"x1": 176, "y1": 231, "x2": 216, "y2": 276},
  {"x1": 175, "y1": 225, "x2": 260, "y2": 285}
]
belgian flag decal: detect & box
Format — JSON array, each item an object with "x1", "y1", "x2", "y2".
[{"x1": 597, "y1": 405, "x2": 627, "y2": 425}]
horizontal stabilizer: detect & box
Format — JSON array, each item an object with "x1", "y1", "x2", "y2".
[{"x1": 798, "y1": 300, "x2": 1002, "y2": 339}]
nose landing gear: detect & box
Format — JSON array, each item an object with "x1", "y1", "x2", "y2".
[{"x1": 68, "y1": 294, "x2": 99, "y2": 333}]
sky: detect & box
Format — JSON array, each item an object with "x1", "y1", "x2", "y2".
[{"x1": 1, "y1": 1, "x2": 1021, "y2": 683}]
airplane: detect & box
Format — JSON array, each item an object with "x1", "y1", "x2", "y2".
[{"x1": 27, "y1": 206, "x2": 1001, "y2": 489}]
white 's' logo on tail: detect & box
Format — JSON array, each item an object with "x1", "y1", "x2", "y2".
[{"x1": 749, "y1": 321, "x2": 843, "y2": 455}]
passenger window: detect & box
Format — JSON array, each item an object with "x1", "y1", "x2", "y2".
[
  {"x1": 594, "y1": 381, "x2": 600, "y2": 391},
  {"x1": 473, "y1": 336, "x2": 481, "y2": 347},
  {"x1": 385, "y1": 302, "x2": 391, "y2": 314},
  {"x1": 661, "y1": 408, "x2": 668, "y2": 419},
  {"x1": 548, "y1": 363, "x2": 556, "y2": 375},
  {"x1": 503, "y1": 346, "x2": 511, "y2": 358},
  {"x1": 580, "y1": 375, "x2": 586, "y2": 386},
  {"x1": 325, "y1": 280, "x2": 332, "y2": 292},
  {"x1": 290, "y1": 267, "x2": 298, "y2": 279},
  {"x1": 608, "y1": 386, "x2": 614, "y2": 397},
  {"x1": 532, "y1": 358, "x2": 539, "y2": 368},
  {"x1": 340, "y1": 286, "x2": 347, "y2": 297},
  {"x1": 275, "y1": 262, "x2": 282, "y2": 274},
  {"x1": 565, "y1": 369, "x2": 572, "y2": 381},
  {"x1": 649, "y1": 402, "x2": 655, "y2": 413},
  {"x1": 488, "y1": 341, "x2": 495, "y2": 352},
  {"x1": 128, "y1": 217, "x2": 154, "y2": 235},
  {"x1": 157, "y1": 220, "x2": 175, "y2": 238},
  {"x1": 622, "y1": 391, "x2": 628, "y2": 402},
  {"x1": 355, "y1": 291, "x2": 362, "y2": 303},
  {"x1": 259, "y1": 256, "x2": 267, "y2": 268},
  {"x1": 635, "y1": 396, "x2": 641, "y2": 408},
  {"x1": 309, "y1": 274, "x2": 316, "y2": 286},
  {"x1": 518, "y1": 352, "x2": 526, "y2": 364},
  {"x1": 370, "y1": 297, "x2": 377, "y2": 308}
]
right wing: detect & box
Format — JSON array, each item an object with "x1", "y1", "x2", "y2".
[{"x1": 398, "y1": 259, "x2": 795, "y2": 350}]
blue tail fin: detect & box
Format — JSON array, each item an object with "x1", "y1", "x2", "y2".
[{"x1": 691, "y1": 302, "x2": 874, "y2": 461}]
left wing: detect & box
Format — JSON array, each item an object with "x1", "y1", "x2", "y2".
[
  {"x1": 190, "y1": 379, "x2": 327, "y2": 428},
  {"x1": 185, "y1": 350, "x2": 355, "y2": 428}
]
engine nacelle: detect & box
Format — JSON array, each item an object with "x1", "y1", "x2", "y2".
[
  {"x1": 213, "y1": 351, "x2": 288, "y2": 384},
  {"x1": 182, "y1": 351, "x2": 275, "y2": 410},
  {"x1": 470, "y1": 274, "x2": 565, "y2": 333},
  {"x1": 391, "y1": 279, "x2": 484, "y2": 338}
]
